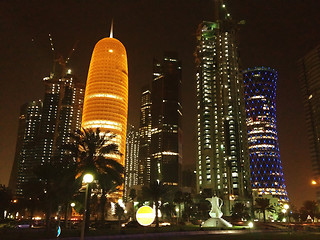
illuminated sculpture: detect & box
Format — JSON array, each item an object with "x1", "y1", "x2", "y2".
[
  {"x1": 202, "y1": 196, "x2": 232, "y2": 228},
  {"x1": 82, "y1": 25, "x2": 128, "y2": 167}
]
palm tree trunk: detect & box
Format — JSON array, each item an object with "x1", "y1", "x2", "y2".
[
  {"x1": 100, "y1": 189, "x2": 106, "y2": 221},
  {"x1": 155, "y1": 202, "x2": 159, "y2": 228},
  {"x1": 64, "y1": 201, "x2": 69, "y2": 228},
  {"x1": 263, "y1": 210, "x2": 266, "y2": 223},
  {"x1": 85, "y1": 184, "x2": 92, "y2": 233},
  {"x1": 46, "y1": 202, "x2": 52, "y2": 231}
]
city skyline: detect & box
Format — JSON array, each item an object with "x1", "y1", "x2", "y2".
[{"x1": 1, "y1": 0, "x2": 320, "y2": 207}]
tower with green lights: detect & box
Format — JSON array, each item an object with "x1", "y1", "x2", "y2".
[{"x1": 194, "y1": 1, "x2": 251, "y2": 215}]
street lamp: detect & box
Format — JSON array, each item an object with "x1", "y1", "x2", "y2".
[
  {"x1": 80, "y1": 173, "x2": 94, "y2": 240},
  {"x1": 67, "y1": 202, "x2": 76, "y2": 229},
  {"x1": 284, "y1": 204, "x2": 289, "y2": 223}
]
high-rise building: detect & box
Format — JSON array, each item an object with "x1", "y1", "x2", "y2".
[
  {"x1": 35, "y1": 72, "x2": 84, "y2": 165},
  {"x1": 299, "y1": 45, "x2": 320, "y2": 201},
  {"x1": 124, "y1": 125, "x2": 140, "y2": 201},
  {"x1": 195, "y1": 2, "x2": 251, "y2": 215},
  {"x1": 243, "y1": 67, "x2": 288, "y2": 202},
  {"x1": 10, "y1": 100, "x2": 43, "y2": 197},
  {"x1": 137, "y1": 86, "x2": 152, "y2": 185},
  {"x1": 81, "y1": 31, "x2": 128, "y2": 168},
  {"x1": 150, "y1": 52, "x2": 182, "y2": 186}
]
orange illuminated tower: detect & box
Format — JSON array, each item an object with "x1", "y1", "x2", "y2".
[{"x1": 82, "y1": 25, "x2": 128, "y2": 167}]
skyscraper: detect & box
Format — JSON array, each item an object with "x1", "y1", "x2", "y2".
[
  {"x1": 35, "y1": 72, "x2": 84, "y2": 165},
  {"x1": 124, "y1": 125, "x2": 140, "y2": 201},
  {"x1": 195, "y1": 2, "x2": 251, "y2": 215},
  {"x1": 150, "y1": 52, "x2": 182, "y2": 186},
  {"x1": 10, "y1": 100, "x2": 43, "y2": 197},
  {"x1": 243, "y1": 67, "x2": 288, "y2": 202},
  {"x1": 137, "y1": 86, "x2": 152, "y2": 185},
  {"x1": 299, "y1": 45, "x2": 320, "y2": 201},
  {"x1": 81, "y1": 31, "x2": 128, "y2": 167}
]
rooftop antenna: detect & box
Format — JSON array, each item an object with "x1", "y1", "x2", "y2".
[{"x1": 109, "y1": 19, "x2": 114, "y2": 38}]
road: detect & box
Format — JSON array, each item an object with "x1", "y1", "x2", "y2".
[{"x1": 51, "y1": 229, "x2": 320, "y2": 240}]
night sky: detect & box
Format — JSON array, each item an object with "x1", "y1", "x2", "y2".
[{"x1": 1, "y1": 0, "x2": 320, "y2": 208}]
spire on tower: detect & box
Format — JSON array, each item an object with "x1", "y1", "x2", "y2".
[{"x1": 110, "y1": 19, "x2": 113, "y2": 38}]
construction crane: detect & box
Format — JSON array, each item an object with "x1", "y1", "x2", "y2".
[{"x1": 48, "y1": 33, "x2": 79, "y2": 78}]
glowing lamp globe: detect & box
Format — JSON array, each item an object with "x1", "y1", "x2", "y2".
[{"x1": 83, "y1": 173, "x2": 94, "y2": 184}]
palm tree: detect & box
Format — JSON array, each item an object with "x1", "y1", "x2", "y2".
[
  {"x1": 231, "y1": 202, "x2": 250, "y2": 221},
  {"x1": 114, "y1": 203, "x2": 125, "y2": 230},
  {"x1": 142, "y1": 181, "x2": 167, "y2": 228},
  {"x1": 181, "y1": 192, "x2": 193, "y2": 222},
  {"x1": 255, "y1": 198, "x2": 275, "y2": 222},
  {"x1": 129, "y1": 188, "x2": 137, "y2": 202},
  {"x1": 301, "y1": 200, "x2": 318, "y2": 222},
  {"x1": 128, "y1": 188, "x2": 137, "y2": 219},
  {"x1": 161, "y1": 202, "x2": 176, "y2": 223},
  {"x1": 0, "y1": 186, "x2": 12, "y2": 220},
  {"x1": 66, "y1": 128, "x2": 124, "y2": 231},
  {"x1": 32, "y1": 161, "x2": 79, "y2": 230},
  {"x1": 174, "y1": 191, "x2": 184, "y2": 223},
  {"x1": 97, "y1": 174, "x2": 122, "y2": 221}
]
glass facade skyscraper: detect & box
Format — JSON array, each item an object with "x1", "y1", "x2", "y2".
[
  {"x1": 137, "y1": 87, "x2": 152, "y2": 185},
  {"x1": 243, "y1": 67, "x2": 288, "y2": 201},
  {"x1": 11, "y1": 100, "x2": 43, "y2": 197},
  {"x1": 36, "y1": 73, "x2": 84, "y2": 165},
  {"x1": 299, "y1": 45, "x2": 320, "y2": 201},
  {"x1": 195, "y1": 5, "x2": 251, "y2": 215},
  {"x1": 150, "y1": 52, "x2": 182, "y2": 186}
]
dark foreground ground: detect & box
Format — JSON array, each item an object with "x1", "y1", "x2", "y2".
[
  {"x1": 2, "y1": 229, "x2": 320, "y2": 240},
  {"x1": 1, "y1": 224, "x2": 320, "y2": 240}
]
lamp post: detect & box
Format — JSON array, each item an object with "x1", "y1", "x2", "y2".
[
  {"x1": 80, "y1": 173, "x2": 94, "y2": 240},
  {"x1": 282, "y1": 203, "x2": 289, "y2": 230},
  {"x1": 284, "y1": 203, "x2": 289, "y2": 223},
  {"x1": 68, "y1": 202, "x2": 75, "y2": 229}
]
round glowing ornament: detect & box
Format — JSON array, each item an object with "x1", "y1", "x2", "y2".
[{"x1": 136, "y1": 206, "x2": 155, "y2": 226}]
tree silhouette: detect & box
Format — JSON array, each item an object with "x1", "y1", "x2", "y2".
[
  {"x1": 142, "y1": 181, "x2": 167, "y2": 228},
  {"x1": 161, "y1": 202, "x2": 176, "y2": 222},
  {"x1": 300, "y1": 200, "x2": 318, "y2": 222},
  {"x1": 254, "y1": 198, "x2": 275, "y2": 222},
  {"x1": 0, "y1": 186, "x2": 12, "y2": 220},
  {"x1": 174, "y1": 191, "x2": 184, "y2": 222},
  {"x1": 231, "y1": 202, "x2": 250, "y2": 221},
  {"x1": 114, "y1": 203, "x2": 125, "y2": 230},
  {"x1": 65, "y1": 128, "x2": 124, "y2": 230}
]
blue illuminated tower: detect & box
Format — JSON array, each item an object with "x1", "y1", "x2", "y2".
[{"x1": 243, "y1": 67, "x2": 288, "y2": 202}]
